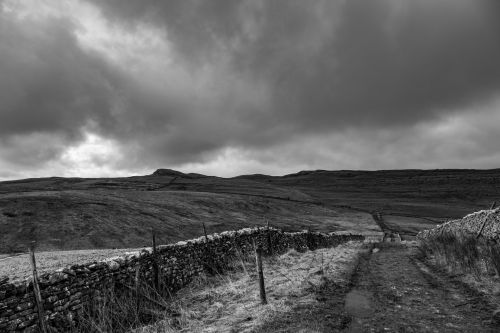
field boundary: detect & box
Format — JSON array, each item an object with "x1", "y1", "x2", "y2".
[{"x1": 0, "y1": 227, "x2": 363, "y2": 332}]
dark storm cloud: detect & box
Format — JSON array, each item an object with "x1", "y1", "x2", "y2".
[
  {"x1": 0, "y1": 10, "x2": 122, "y2": 165},
  {"x1": 91, "y1": 0, "x2": 500, "y2": 130},
  {"x1": 2, "y1": 20, "x2": 99, "y2": 135},
  {"x1": 1, "y1": 0, "x2": 500, "y2": 176},
  {"x1": 0, "y1": 4, "x2": 212, "y2": 167}
]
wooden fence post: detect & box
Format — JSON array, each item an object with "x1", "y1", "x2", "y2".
[
  {"x1": 135, "y1": 265, "x2": 141, "y2": 315},
  {"x1": 266, "y1": 219, "x2": 273, "y2": 256},
  {"x1": 29, "y1": 242, "x2": 48, "y2": 333},
  {"x1": 203, "y1": 222, "x2": 208, "y2": 242},
  {"x1": 151, "y1": 229, "x2": 159, "y2": 292},
  {"x1": 255, "y1": 244, "x2": 267, "y2": 305},
  {"x1": 306, "y1": 227, "x2": 315, "y2": 250},
  {"x1": 202, "y1": 223, "x2": 217, "y2": 275}
]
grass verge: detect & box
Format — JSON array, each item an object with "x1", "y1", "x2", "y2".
[
  {"x1": 76, "y1": 241, "x2": 367, "y2": 333},
  {"x1": 418, "y1": 232, "x2": 500, "y2": 308}
]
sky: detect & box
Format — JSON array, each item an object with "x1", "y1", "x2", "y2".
[{"x1": 0, "y1": 0, "x2": 500, "y2": 180}]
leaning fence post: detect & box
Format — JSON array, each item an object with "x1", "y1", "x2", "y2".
[
  {"x1": 151, "y1": 229, "x2": 159, "y2": 292},
  {"x1": 254, "y1": 244, "x2": 267, "y2": 305},
  {"x1": 29, "y1": 242, "x2": 48, "y2": 333},
  {"x1": 203, "y1": 222, "x2": 209, "y2": 242}
]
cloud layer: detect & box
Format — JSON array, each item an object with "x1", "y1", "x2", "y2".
[{"x1": 1, "y1": 0, "x2": 500, "y2": 179}]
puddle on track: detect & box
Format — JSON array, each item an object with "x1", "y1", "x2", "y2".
[
  {"x1": 345, "y1": 290, "x2": 373, "y2": 318},
  {"x1": 344, "y1": 289, "x2": 374, "y2": 332}
]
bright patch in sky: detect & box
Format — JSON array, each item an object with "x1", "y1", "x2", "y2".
[{"x1": 59, "y1": 133, "x2": 128, "y2": 178}]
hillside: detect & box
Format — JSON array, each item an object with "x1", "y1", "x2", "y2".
[
  {"x1": 238, "y1": 169, "x2": 500, "y2": 216},
  {"x1": 237, "y1": 169, "x2": 500, "y2": 235},
  {"x1": 2, "y1": 168, "x2": 499, "y2": 253},
  {"x1": 0, "y1": 170, "x2": 377, "y2": 253}
]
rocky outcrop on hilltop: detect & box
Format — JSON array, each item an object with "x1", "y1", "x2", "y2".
[
  {"x1": 151, "y1": 168, "x2": 187, "y2": 177},
  {"x1": 151, "y1": 169, "x2": 208, "y2": 179}
]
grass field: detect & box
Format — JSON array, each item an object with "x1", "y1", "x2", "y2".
[
  {"x1": 382, "y1": 215, "x2": 443, "y2": 235},
  {"x1": 0, "y1": 188, "x2": 378, "y2": 254},
  {"x1": 0, "y1": 248, "x2": 145, "y2": 283}
]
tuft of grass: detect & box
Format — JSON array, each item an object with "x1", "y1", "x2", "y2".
[
  {"x1": 74, "y1": 279, "x2": 175, "y2": 333},
  {"x1": 418, "y1": 232, "x2": 500, "y2": 280},
  {"x1": 418, "y1": 232, "x2": 500, "y2": 313}
]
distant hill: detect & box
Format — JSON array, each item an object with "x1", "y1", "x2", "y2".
[
  {"x1": 1, "y1": 168, "x2": 499, "y2": 253},
  {"x1": 237, "y1": 168, "x2": 500, "y2": 217}
]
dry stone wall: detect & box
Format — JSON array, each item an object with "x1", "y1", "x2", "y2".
[
  {"x1": 0, "y1": 227, "x2": 363, "y2": 332},
  {"x1": 417, "y1": 208, "x2": 500, "y2": 241}
]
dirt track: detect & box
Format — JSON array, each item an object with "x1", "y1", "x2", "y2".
[{"x1": 343, "y1": 244, "x2": 498, "y2": 332}]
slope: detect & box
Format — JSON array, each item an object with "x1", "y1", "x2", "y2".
[
  {"x1": 236, "y1": 169, "x2": 500, "y2": 236},
  {"x1": 0, "y1": 170, "x2": 379, "y2": 253}
]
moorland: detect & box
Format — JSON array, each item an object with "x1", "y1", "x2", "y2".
[{"x1": 1, "y1": 168, "x2": 498, "y2": 253}]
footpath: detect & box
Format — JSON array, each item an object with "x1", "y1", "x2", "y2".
[{"x1": 343, "y1": 244, "x2": 497, "y2": 332}]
